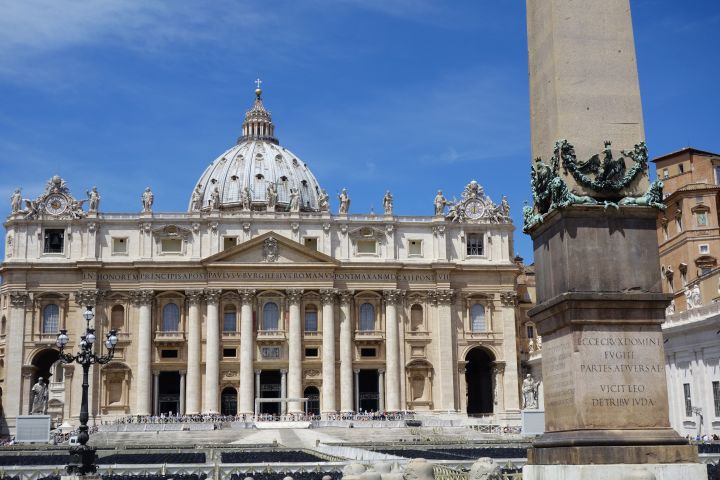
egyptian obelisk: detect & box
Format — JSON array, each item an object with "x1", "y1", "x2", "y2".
[{"x1": 523, "y1": 0, "x2": 703, "y2": 478}]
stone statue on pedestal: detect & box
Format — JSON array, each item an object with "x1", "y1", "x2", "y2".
[
  {"x1": 434, "y1": 190, "x2": 446, "y2": 216},
  {"x1": 190, "y1": 184, "x2": 203, "y2": 211},
  {"x1": 289, "y1": 188, "x2": 300, "y2": 212},
  {"x1": 318, "y1": 189, "x2": 330, "y2": 212},
  {"x1": 266, "y1": 183, "x2": 277, "y2": 211},
  {"x1": 522, "y1": 373, "x2": 539, "y2": 409},
  {"x1": 142, "y1": 187, "x2": 154, "y2": 212},
  {"x1": 241, "y1": 187, "x2": 252, "y2": 211},
  {"x1": 383, "y1": 191, "x2": 393, "y2": 215},
  {"x1": 10, "y1": 189, "x2": 22, "y2": 214},
  {"x1": 31, "y1": 377, "x2": 48, "y2": 415},
  {"x1": 209, "y1": 186, "x2": 220, "y2": 210},
  {"x1": 86, "y1": 186, "x2": 100, "y2": 212},
  {"x1": 338, "y1": 188, "x2": 350, "y2": 214}
]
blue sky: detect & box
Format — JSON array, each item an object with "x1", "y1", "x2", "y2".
[{"x1": 1, "y1": 0, "x2": 718, "y2": 261}]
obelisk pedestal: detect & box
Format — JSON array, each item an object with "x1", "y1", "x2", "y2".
[{"x1": 523, "y1": 0, "x2": 703, "y2": 478}]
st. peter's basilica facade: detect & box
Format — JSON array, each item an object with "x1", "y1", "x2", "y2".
[{"x1": 0, "y1": 87, "x2": 524, "y2": 433}]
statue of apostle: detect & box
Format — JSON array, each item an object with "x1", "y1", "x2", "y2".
[
  {"x1": 338, "y1": 188, "x2": 350, "y2": 214},
  {"x1": 383, "y1": 191, "x2": 393, "y2": 215},
  {"x1": 31, "y1": 377, "x2": 49, "y2": 415},
  {"x1": 142, "y1": 187, "x2": 154, "y2": 213},
  {"x1": 86, "y1": 186, "x2": 100, "y2": 212}
]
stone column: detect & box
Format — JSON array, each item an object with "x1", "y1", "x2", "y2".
[
  {"x1": 280, "y1": 369, "x2": 288, "y2": 415},
  {"x1": 152, "y1": 371, "x2": 160, "y2": 415},
  {"x1": 433, "y1": 289, "x2": 456, "y2": 411},
  {"x1": 354, "y1": 369, "x2": 360, "y2": 412},
  {"x1": 131, "y1": 290, "x2": 154, "y2": 416},
  {"x1": 5, "y1": 291, "x2": 28, "y2": 424},
  {"x1": 254, "y1": 369, "x2": 261, "y2": 416},
  {"x1": 238, "y1": 289, "x2": 257, "y2": 415},
  {"x1": 492, "y1": 363, "x2": 506, "y2": 414},
  {"x1": 338, "y1": 291, "x2": 355, "y2": 413},
  {"x1": 383, "y1": 290, "x2": 403, "y2": 412},
  {"x1": 179, "y1": 370, "x2": 186, "y2": 415},
  {"x1": 185, "y1": 289, "x2": 203, "y2": 414},
  {"x1": 499, "y1": 293, "x2": 520, "y2": 411},
  {"x1": 458, "y1": 364, "x2": 468, "y2": 414},
  {"x1": 320, "y1": 289, "x2": 337, "y2": 415},
  {"x1": 21, "y1": 367, "x2": 36, "y2": 416},
  {"x1": 286, "y1": 289, "x2": 304, "y2": 414},
  {"x1": 204, "y1": 289, "x2": 222, "y2": 414},
  {"x1": 378, "y1": 368, "x2": 385, "y2": 412},
  {"x1": 62, "y1": 365, "x2": 74, "y2": 426}
]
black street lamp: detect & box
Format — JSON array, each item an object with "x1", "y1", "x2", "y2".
[{"x1": 56, "y1": 306, "x2": 118, "y2": 476}]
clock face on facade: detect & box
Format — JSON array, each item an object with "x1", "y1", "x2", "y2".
[
  {"x1": 464, "y1": 199, "x2": 485, "y2": 219},
  {"x1": 45, "y1": 194, "x2": 68, "y2": 215}
]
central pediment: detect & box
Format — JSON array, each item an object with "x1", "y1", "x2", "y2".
[{"x1": 202, "y1": 232, "x2": 338, "y2": 266}]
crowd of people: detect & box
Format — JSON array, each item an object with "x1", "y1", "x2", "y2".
[{"x1": 105, "y1": 410, "x2": 416, "y2": 425}]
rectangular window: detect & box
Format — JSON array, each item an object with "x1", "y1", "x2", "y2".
[
  {"x1": 223, "y1": 237, "x2": 237, "y2": 251},
  {"x1": 360, "y1": 347, "x2": 376, "y2": 358},
  {"x1": 112, "y1": 237, "x2": 128, "y2": 254},
  {"x1": 526, "y1": 325, "x2": 535, "y2": 339},
  {"x1": 715, "y1": 166, "x2": 720, "y2": 185},
  {"x1": 223, "y1": 348, "x2": 237, "y2": 358},
  {"x1": 43, "y1": 229, "x2": 64, "y2": 254},
  {"x1": 697, "y1": 212, "x2": 707, "y2": 226},
  {"x1": 357, "y1": 239, "x2": 377, "y2": 254},
  {"x1": 684, "y1": 383, "x2": 692, "y2": 417},
  {"x1": 701, "y1": 267, "x2": 712, "y2": 276},
  {"x1": 408, "y1": 239, "x2": 423, "y2": 256},
  {"x1": 161, "y1": 238, "x2": 182, "y2": 253},
  {"x1": 305, "y1": 348, "x2": 319, "y2": 358},
  {"x1": 261, "y1": 346, "x2": 281, "y2": 359},
  {"x1": 700, "y1": 244, "x2": 710, "y2": 254},
  {"x1": 160, "y1": 349, "x2": 178, "y2": 359},
  {"x1": 303, "y1": 237, "x2": 318, "y2": 251},
  {"x1": 663, "y1": 168, "x2": 669, "y2": 179},
  {"x1": 679, "y1": 163, "x2": 684, "y2": 174},
  {"x1": 713, "y1": 381, "x2": 720, "y2": 417},
  {"x1": 676, "y1": 217, "x2": 683, "y2": 232},
  {"x1": 466, "y1": 233, "x2": 484, "y2": 256},
  {"x1": 304, "y1": 310, "x2": 318, "y2": 332},
  {"x1": 662, "y1": 223, "x2": 669, "y2": 240}
]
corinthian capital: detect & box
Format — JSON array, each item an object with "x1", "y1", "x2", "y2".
[
  {"x1": 320, "y1": 289, "x2": 337, "y2": 305},
  {"x1": 130, "y1": 290, "x2": 154, "y2": 306},
  {"x1": 185, "y1": 289, "x2": 204, "y2": 305},
  {"x1": 500, "y1": 291, "x2": 519, "y2": 307},
  {"x1": 432, "y1": 289, "x2": 455, "y2": 306},
  {"x1": 338, "y1": 290, "x2": 355, "y2": 306},
  {"x1": 383, "y1": 289, "x2": 404, "y2": 305},
  {"x1": 204, "y1": 289, "x2": 222, "y2": 305},
  {"x1": 286, "y1": 289, "x2": 304, "y2": 305},
  {"x1": 238, "y1": 289, "x2": 257, "y2": 304},
  {"x1": 75, "y1": 289, "x2": 102, "y2": 308},
  {"x1": 9, "y1": 290, "x2": 29, "y2": 308}
]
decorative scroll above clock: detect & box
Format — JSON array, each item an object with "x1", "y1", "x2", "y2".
[
  {"x1": 12, "y1": 176, "x2": 87, "y2": 220},
  {"x1": 436, "y1": 180, "x2": 511, "y2": 224}
]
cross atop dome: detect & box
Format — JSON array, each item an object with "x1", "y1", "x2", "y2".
[{"x1": 255, "y1": 78, "x2": 263, "y2": 97}]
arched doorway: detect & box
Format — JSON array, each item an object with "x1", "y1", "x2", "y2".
[
  {"x1": 221, "y1": 387, "x2": 237, "y2": 415},
  {"x1": 465, "y1": 347, "x2": 495, "y2": 415},
  {"x1": 31, "y1": 348, "x2": 60, "y2": 384},
  {"x1": 304, "y1": 386, "x2": 319, "y2": 415}
]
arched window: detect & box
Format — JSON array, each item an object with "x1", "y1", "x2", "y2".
[
  {"x1": 42, "y1": 304, "x2": 60, "y2": 333},
  {"x1": 410, "y1": 304, "x2": 423, "y2": 331},
  {"x1": 359, "y1": 303, "x2": 375, "y2": 331},
  {"x1": 304, "y1": 305, "x2": 318, "y2": 332},
  {"x1": 162, "y1": 303, "x2": 180, "y2": 332},
  {"x1": 470, "y1": 304, "x2": 486, "y2": 332},
  {"x1": 111, "y1": 305, "x2": 124, "y2": 331},
  {"x1": 262, "y1": 302, "x2": 279, "y2": 330},
  {"x1": 223, "y1": 305, "x2": 237, "y2": 332}
]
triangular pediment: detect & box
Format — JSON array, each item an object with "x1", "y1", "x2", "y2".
[{"x1": 202, "y1": 232, "x2": 339, "y2": 266}]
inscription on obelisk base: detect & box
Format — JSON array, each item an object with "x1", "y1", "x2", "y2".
[{"x1": 523, "y1": 0, "x2": 704, "y2": 478}]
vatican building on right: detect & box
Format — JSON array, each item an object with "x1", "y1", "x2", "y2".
[{"x1": 0, "y1": 86, "x2": 527, "y2": 434}]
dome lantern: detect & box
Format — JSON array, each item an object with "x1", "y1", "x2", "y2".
[{"x1": 237, "y1": 78, "x2": 278, "y2": 145}]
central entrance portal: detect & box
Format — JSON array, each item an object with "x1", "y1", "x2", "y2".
[
  {"x1": 358, "y1": 369, "x2": 379, "y2": 412},
  {"x1": 158, "y1": 371, "x2": 180, "y2": 415},
  {"x1": 259, "y1": 370, "x2": 281, "y2": 415}
]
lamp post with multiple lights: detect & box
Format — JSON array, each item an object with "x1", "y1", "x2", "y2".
[{"x1": 55, "y1": 306, "x2": 118, "y2": 476}]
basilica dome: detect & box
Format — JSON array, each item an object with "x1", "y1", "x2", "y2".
[{"x1": 188, "y1": 86, "x2": 326, "y2": 212}]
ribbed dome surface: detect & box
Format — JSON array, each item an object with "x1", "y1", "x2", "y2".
[
  {"x1": 189, "y1": 140, "x2": 325, "y2": 212},
  {"x1": 188, "y1": 87, "x2": 325, "y2": 212}
]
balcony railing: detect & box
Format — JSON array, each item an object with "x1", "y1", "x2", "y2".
[
  {"x1": 154, "y1": 331, "x2": 185, "y2": 341},
  {"x1": 303, "y1": 331, "x2": 321, "y2": 337},
  {"x1": 222, "y1": 331, "x2": 241, "y2": 338},
  {"x1": 257, "y1": 330, "x2": 286, "y2": 340},
  {"x1": 464, "y1": 331, "x2": 499, "y2": 340},
  {"x1": 354, "y1": 330, "x2": 384, "y2": 341}
]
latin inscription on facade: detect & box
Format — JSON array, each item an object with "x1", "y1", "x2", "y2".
[{"x1": 81, "y1": 271, "x2": 438, "y2": 283}]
